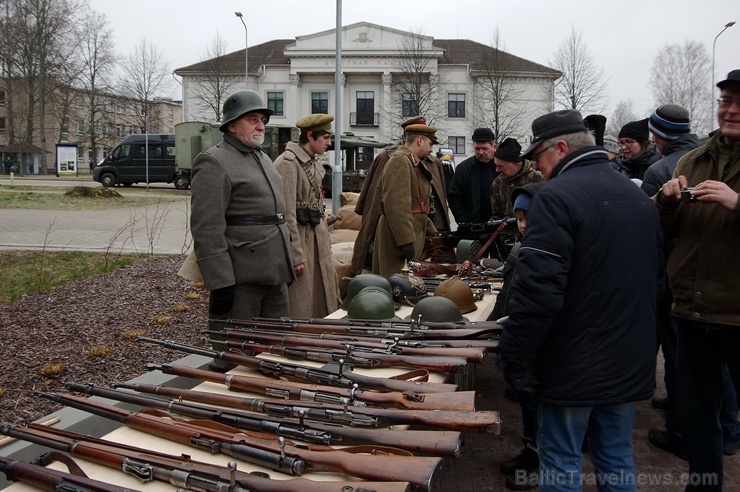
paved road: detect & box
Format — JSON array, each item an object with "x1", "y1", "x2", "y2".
[{"x1": 0, "y1": 175, "x2": 191, "y2": 254}]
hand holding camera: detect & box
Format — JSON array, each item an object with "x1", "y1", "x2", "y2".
[{"x1": 680, "y1": 187, "x2": 698, "y2": 203}]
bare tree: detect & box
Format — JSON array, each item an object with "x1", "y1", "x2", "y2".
[
  {"x1": 649, "y1": 40, "x2": 711, "y2": 136},
  {"x1": 472, "y1": 27, "x2": 530, "y2": 142},
  {"x1": 550, "y1": 26, "x2": 608, "y2": 114},
  {"x1": 607, "y1": 100, "x2": 639, "y2": 136},
  {"x1": 388, "y1": 28, "x2": 446, "y2": 139},
  {"x1": 119, "y1": 38, "x2": 172, "y2": 132},
  {"x1": 189, "y1": 31, "x2": 239, "y2": 122}
]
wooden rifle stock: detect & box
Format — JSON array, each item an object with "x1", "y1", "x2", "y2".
[
  {"x1": 0, "y1": 423, "x2": 411, "y2": 492},
  {"x1": 32, "y1": 394, "x2": 442, "y2": 491},
  {"x1": 68, "y1": 383, "x2": 462, "y2": 457},
  {"x1": 217, "y1": 331, "x2": 487, "y2": 363},
  {"x1": 0, "y1": 453, "x2": 141, "y2": 492},
  {"x1": 147, "y1": 363, "x2": 476, "y2": 411},
  {"x1": 138, "y1": 337, "x2": 460, "y2": 391},
  {"x1": 113, "y1": 383, "x2": 501, "y2": 434}
]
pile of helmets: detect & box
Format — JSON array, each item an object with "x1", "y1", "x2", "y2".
[{"x1": 342, "y1": 274, "x2": 401, "y2": 321}]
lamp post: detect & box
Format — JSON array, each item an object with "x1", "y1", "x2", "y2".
[
  {"x1": 711, "y1": 21, "x2": 736, "y2": 125},
  {"x1": 235, "y1": 12, "x2": 248, "y2": 89}
]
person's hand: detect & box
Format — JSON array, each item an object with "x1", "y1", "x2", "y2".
[
  {"x1": 294, "y1": 263, "x2": 305, "y2": 276},
  {"x1": 691, "y1": 180, "x2": 739, "y2": 212},
  {"x1": 209, "y1": 285, "x2": 235, "y2": 316},
  {"x1": 660, "y1": 175, "x2": 689, "y2": 203},
  {"x1": 399, "y1": 243, "x2": 415, "y2": 260}
]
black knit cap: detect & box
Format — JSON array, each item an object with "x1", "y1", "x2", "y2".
[
  {"x1": 493, "y1": 138, "x2": 522, "y2": 162},
  {"x1": 618, "y1": 118, "x2": 649, "y2": 143},
  {"x1": 648, "y1": 105, "x2": 690, "y2": 140}
]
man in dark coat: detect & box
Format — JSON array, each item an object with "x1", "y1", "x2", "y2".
[
  {"x1": 190, "y1": 90, "x2": 295, "y2": 370},
  {"x1": 499, "y1": 109, "x2": 663, "y2": 491},
  {"x1": 447, "y1": 127, "x2": 499, "y2": 224}
]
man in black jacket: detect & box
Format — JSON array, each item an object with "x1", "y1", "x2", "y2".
[{"x1": 499, "y1": 109, "x2": 663, "y2": 491}]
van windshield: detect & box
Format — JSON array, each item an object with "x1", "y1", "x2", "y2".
[{"x1": 112, "y1": 144, "x2": 130, "y2": 160}]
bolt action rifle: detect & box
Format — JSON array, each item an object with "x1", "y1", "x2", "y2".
[
  {"x1": 112, "y1": 382, "x2": 502, "y2": 434},
  {"x1": 425, "y1": 216, "x2": 517, "y2": 262},
  {"x1": 137, "y1": 337, "x2": 462, "y2": 388},
  {"x1": 67, "y1": 383, "x2": 461, "y2": 457},
  {"x1": 209, "y1": 330, "x2": 488, "y2": 362},
  {"x1": 145, "y1": 363, "x2": 476, "y2": 411},
  {"x1": 33, "y1": 392, "x2": 443, "y2": 491},
  {"x1": 0, "y1": 423, "x2": 411, "y2": 492},
  {"x1": 0, "y1": 453, "x2": 142, "y2": 492}
]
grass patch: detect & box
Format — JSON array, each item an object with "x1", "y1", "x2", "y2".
[
  {"x1": 0, "y1": 188, "x2": 182, "y2": 210},
  {"x1": 0, "y1": 251, "x2": 149, "y2": 303}
]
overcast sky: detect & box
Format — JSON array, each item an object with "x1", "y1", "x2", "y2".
[{"x1": 89, "y1": 0, "x2": 739, "y2": 123}]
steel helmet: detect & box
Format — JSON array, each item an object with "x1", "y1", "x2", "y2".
[
  {"x1": 220, "y1": 90, "x2": 273, "y2": 132},
  {"x1": 434, "y1": 275, "x2": 478, "y2": 314},
  {"x1": 389, "y1": 273, "x2": 428, "y2": 306},
  {"x1": 404, "y1": 296, "x2": 467, "y2": 323},
  {"x1": 345, "y1": 286, "x2": 400, "y2": 321},
  {"x1": 341, "y1": 274, "x2": 397, "y2": 310}
]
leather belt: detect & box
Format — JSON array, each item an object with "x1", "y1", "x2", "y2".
[
  {"x1": 380, "y1": 203, "x2": 430, "y2": 215},
  {"x1": 225, "y1": 214, "x2": 285, "y2": 226}
]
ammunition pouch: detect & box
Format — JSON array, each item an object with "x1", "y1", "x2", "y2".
[{"x1": 296, "y1": 206, "x2": 323, "y2": 226}]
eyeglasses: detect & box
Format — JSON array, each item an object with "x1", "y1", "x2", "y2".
[
  {"x1": 241, "y1": 114, "x2": 268, "y2": 125},
  {"x1": 717, "y1": 97, "x2": 740, "y2": 109},
  {"x1": 618, "y1": 139, "x2": 637, "y2": 147},
  {"x1": 532, "y1": 144, "x2": 554, "y2": 163}
]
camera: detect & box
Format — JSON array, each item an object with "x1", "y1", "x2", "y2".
[{"x1": 681, "y1": 187, "x2": 698, "y2": 203}]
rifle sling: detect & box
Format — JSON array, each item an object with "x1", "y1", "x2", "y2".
[{"x1": 387, "y1": 369, "x2": 430, "y2": 382}]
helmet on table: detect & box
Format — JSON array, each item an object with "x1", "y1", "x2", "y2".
[{"x1": 434, "y1": 275, "x2": 478, "y2": 314}]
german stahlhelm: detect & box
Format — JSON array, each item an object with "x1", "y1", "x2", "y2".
[
  {"x1": 345, "y1": 286, "x2": 401, "y2": 321},
  {"x1": 220, "y1": 90, "x2": 273, "y2": 132},
  {"x1": 389, "y1": 273, "x2": 428, "y2": 306},
  {"x1": 404, "y1": 296, "x2": 467, "y2": 323},
  {"x1": 434, "y1": 275, "x2": 478, "y2": 314},
  {"x1": 341, "y1": 274, "x2": 398, "y2": 310}
]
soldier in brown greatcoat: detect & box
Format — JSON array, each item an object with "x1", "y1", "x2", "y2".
[
  {"x1": 274, "y1": 114, "x2": 340, "y2": 318},
  {"x1": 372, "y1": 124, "x2": 439, "y2": 278},
  {"x1": 190, "y1": 90, "x2": 295, "y2": 369}
]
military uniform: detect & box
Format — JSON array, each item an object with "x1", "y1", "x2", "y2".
[
  {"x1": 274, "y1": 139, "x2": 339, "y2": 318},
  {"x1": 372, "y1": 145, "x2": 436, "y2": 278}
]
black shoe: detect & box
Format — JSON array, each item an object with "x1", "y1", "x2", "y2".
[
  {"x1": 505, "y1": 472, "x2": 539, "y2": 490},
  {"x1": 648, "y1": 429, "x2": 688, "y2": 460},
  {"x1": 500, "y1": 446, "x2": 539, "y2": 475},
  {"x1": 651, "y1": 397, "x2": 669, "y2": 411},
  {"x1": 724, "y1": 443, "x2": 739, "y2": 456}
]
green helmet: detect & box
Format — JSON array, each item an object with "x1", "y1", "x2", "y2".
[
  {"x1": 220, "y1": 90, "x2": 273, "y2": 132},
  {"x1": 341, "y1": 274, "x2": 396, "y2": 310},
  {"x1": 345, "y1": 286, "x2": 399, "y2": 321},
  {"x1": 404, "y1": 296, "x2": 467, "y2": 323}
]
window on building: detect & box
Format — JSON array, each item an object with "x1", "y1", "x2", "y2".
[
  {"x1": 267, "y1": 92, "x2": 284, "y2": 116},
  {"x1": 356, "y1": 91, "x2": 375, "y2": 125},
  {"x1": 76, "y1": 120, "x2": 85, "y2": 134},
  {"x1": 0, "y1": 117, "x2": 6, "y2": 132},
  {"x1": 311, "y1": 92, "x2": 328, "y2": 114},
  {"x1": 129, "y1": 125, "x2": 136, "y2": 135},
  {"x1": 448, "y1": 93, "x2": 466, "y2": 118},
  {"x1": 116, "y1": 124, "x2": 124, "y2": 137},
  {"x1": 449, "y1": 136, "x2": 466, "y2": 154},
  {"x1": 402, "y1": 93, "x2": 418, "y2": 118},
  {"x1": 0, "y1": 90, "x2": 5, "y2": 106},
  {"x1": 116, "y1": 103, "x2": 125, "y2": 114}
]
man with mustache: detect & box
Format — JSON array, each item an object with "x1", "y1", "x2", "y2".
[{"x1": 190, "y1": 90, "x2": 295, "y2": 370}]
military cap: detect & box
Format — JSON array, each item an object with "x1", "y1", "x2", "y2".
[
  {"x1": 401, "y1": 115, "x2": 427, "y2": 129},
  {"x1": 295, "y1": 114, "x2": 334, "y2": 133},
  {"x1": 405, "y1": 124, "x2": 439, "y2": 144},
  {"x1": 521, "y1": 109, "x2": 588, "y2": 159}
]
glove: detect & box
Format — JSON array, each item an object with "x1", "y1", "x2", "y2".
[
  {"x1": 209, "y1": 285, "x2": 235, "y2": 316},
  {"x1": 399, "y1": 243, "x2": 415, "y2": 260}
]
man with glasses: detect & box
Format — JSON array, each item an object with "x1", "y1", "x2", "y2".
[
  {"x1": 189, "y1": 90, "x2": 295, "y2": 370},
  {"x1": 372, "y1": 124, "x2": 439, "y2": 278},
  {"x1": 499, "y1": 109, "x2": 663, "y2": 491},
  {"x1": 655, "y1": 69, "x2": 740, "y2": 491}
]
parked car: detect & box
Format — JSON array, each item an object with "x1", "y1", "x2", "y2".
[{"x1": 93, "y1": 134, "x2": 176, "y2": 187}]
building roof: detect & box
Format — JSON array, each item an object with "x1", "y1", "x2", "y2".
[
  {"x1": 174, "y1": 37, "x2": 560, "y2": 79},
  {"x1": 0, "y1": 142, "x2": 49, "y2": 154}
]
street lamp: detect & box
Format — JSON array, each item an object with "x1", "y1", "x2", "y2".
[
  {"x1": 235, "y1": 12, "x2": 248, "y2": 89},
  {"x1": 711, "y1": 21, "x2": 736, "y2": 125}
]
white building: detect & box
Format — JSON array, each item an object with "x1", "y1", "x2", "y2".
[{"x1": 175, "y1": 22, "x2": 560, "y2": 165}]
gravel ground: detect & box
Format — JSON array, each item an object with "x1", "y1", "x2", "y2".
[{"x1": 0, "y1": 255, "x2": 209, "y2": 424}]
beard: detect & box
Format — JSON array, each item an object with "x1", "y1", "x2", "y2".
[{"x1": 236, "y1": 130, "x2": 265, "y2": 149}]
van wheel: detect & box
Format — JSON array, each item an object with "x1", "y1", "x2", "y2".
[
  {"x1": 174, "y1": 175, "x2": 189, "y2": 190},
  {"x1": 100, "y1": 173, "x2": 116, "y2": 187}
]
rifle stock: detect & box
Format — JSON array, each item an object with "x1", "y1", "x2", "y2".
[
  {"x1": 113, "y1": 382, "x2": 501, "y2": 434},
  {"x1": 67, "y1": 383, "x2": 462, "y2": 457},
  {"x1": 138, "y1": 337, "x2": 460, "y2": 391},
  {"x1": 148, "y1": 363, "x2": 475, "y2": 411},
  {"x1": 0, "y1": 423, "x2": 411, "y2": 492},
  {"x1": 32, "y1": 394, "x2": 442, "y2": 491}
]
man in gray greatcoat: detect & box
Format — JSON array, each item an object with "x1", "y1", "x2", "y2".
[{"x1": 190, "y1": 90, "x2": 295, "y2": 369}]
